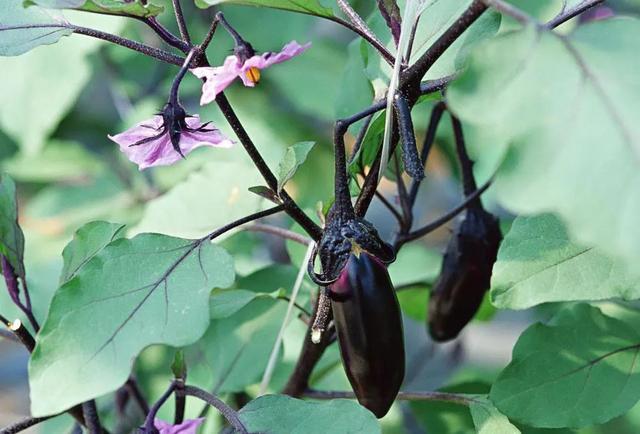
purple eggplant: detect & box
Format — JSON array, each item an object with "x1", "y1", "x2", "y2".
[
  {"x1": 330, "y1": 251, "x2": 405, "y2": 418},
  {"x1": 428, "y1": 207, "x2": 502, "y2": 342}
]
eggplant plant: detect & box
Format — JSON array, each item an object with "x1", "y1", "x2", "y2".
[{"x1": 0, "y1": 1, "x2": 639, "y2": 434}]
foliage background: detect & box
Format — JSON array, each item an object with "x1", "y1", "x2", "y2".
[{"x1": 1, "y1": 0, "x2": 640, "y2": 433}]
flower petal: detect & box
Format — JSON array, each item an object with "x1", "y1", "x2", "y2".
[
  {"x1": 192, "y1": 56, "x2": 243, "y2": 105},
  {"x1": 240, "y1": 40, "x2": 311, "y2": 86},
  {"x1": 108, "y1": 115, "x2": 233, "y2": 170},
  {"x1": 154, "y1": 417, "x2": 205, "y2": 434}
]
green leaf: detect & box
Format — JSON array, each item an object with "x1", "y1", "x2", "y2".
[
  {"x1": 389, "y1": 243, "x2": 441, "y2": 287},
  {"x1": 0, "y1": 12, "x2": 121, "y2": 154},
  {"x1": 490, "y1": 304, "x2": 640, "y2": 428},
  {"x1": 133, "y1": 157, "x2": 265, "y2": 239},
  {"x1": 0, "y1": 1, "x2": 71, "y2": 56},
  {"x1": 0, "y1": 174, "x2": 25, "y2": 279},
  {"x1": 210, "y1": 289, "x2": 260, "y2": 319},
  {"x1": 59, "y1": 221, "x2": 125, "y2": 285},
  {"x1": 195, "y1": 0, "x2": 336, "y2": 19},
  {"x1": 447, "y1": 18, "x2": 640, "y2": 278},
  {"x1": 186, "y1": 297, "x2": 285, "y2": 393},
  {"x1": 2, "y1": 140, "x2": 104, "y2": 182},
  {"x1": 276, "y1": 141, "x2": 315, "y2": 194},
  {"x1": 491, "y1": 214, "x2": 640, "y2": 309},
  {"x1": 26, "y1": 0, "x2": 164, "y2": 18},
  {"x1": 238, "y1": 395, "x2": 380, "y2": 433},
  {"x1": 29, "y1": 233, "x2": 235, "y2": 416},
  {"x1": 469, "y1": 396, "x2": 521, "y2": 434}
]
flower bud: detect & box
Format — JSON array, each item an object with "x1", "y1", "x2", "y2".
[{"x1": 330, "y1": 251, "x2": 405, "y2": 418}]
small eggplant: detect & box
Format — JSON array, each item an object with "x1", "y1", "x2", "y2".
[
  {"x1": 428, "y1": 207, "x2": 502, "y2": 342},
  {"x1": 330, "y1": 251, "x2": 405, "y2": 418}
]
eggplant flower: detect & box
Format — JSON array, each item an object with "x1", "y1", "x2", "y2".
[
  {"x1": 192, "y1": 41, "x2": 311, "y2": 105},
  {"x1": 109, "y1": 102, "x2": 233, "y2": 170},
  {"x1": 154, "y1": 418, "x2": 204, "y2": 434}
]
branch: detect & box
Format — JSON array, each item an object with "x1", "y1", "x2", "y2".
[
  {"x1": 546, "y1": 0, "x2": 605, "y2": 28},
  {"x1": 180, "y1": 385, "x2": 248, "y2": 434},
  {"x1": 81, "y1": 401, "x2": 102, "y2": 434},
  {"x1": 396, "y1": 178, "x2": 493, "y2": 245},
  {"x1": 125, "y1": 377, "x2": 150, "y2": 416},
  {"x1": 0, "y1": 415, "x2": 57, "y2": 434},
  {"x1": 402, "y1": 1, "x2": 488, "y2": 89},
  {"x1": 140, "y1": 17, "x2": 190, "y2": 52},
  {"x1": 245, "y1": 223, "x2": 312, "y2": 246},
  {"x1": 171, "y1": 0, "x2": 191, "y2": 45},
  {"x1": 480, "y1": 0, "x2": 533, "y2": 25},
  {"x1": 215, "y1": 93, "x2": 323, "y2": 240},
  {"x1": 450, "y1": 114, "x2": 478, "y2": 197},
  {"x1": 143, "y1": 382, "x2": 176, "y2": 432},
  {"x1": 304, "y1": 389, "x2": 473, "y2": 406},
  {"x1": 326, "y1": 16, "x2": 395, "y2": 66},
  {"x1": 336, "y1": 0, "x2": 389, "y2": 64},
  {"x1": 205, "y1": 205, "x2": 286, "y2": 242}
]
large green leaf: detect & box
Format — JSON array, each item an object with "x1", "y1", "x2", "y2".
[
  {"x1": 59, "y1": 220, "x2": 125, "y2": 285},
  {"x1": 186, "y1": 297, "x2": 285, "y2": 393},
  {"x1": 0, "y1": 174, "x2": 25, "y2": 279},
  {"x1": 490, "y1": 304, "x2": 640, "y2": 428},
  {"x1": 0, "y1": 12, "x2": 121, "y2": 154},
  {"x1": 469, "y1": 396, "x2": 521, "y2": 434},
  {"x1": 29, "y1": 233, "x2": 235, "y2": 416},
  {"x1": 194, "y1": 0, "x2": 336, "y2": 19},
  {"x1": 0, "y1": 1, "x2": 71, "y2": 56},
  {"x1": 491, "y1": 214, "x2": 640, "y2": 309},
  {"x1": 132, "y1": 157, "x2": 265, "y2": 239},
  {"x1": 26, "y1": 0, "x2": 164, "y2": 18},
  {"x1": 238, "y1": 395, "x2": 380, "y2": 433},
  {"x1": 447, "y1": 18, "x2": 640, "y2": 278}
]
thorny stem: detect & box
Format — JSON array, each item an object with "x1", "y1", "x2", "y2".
[
  {"x1": 180, "y1": 385, "x2": 248, "y2": 434},
  {"x1": 141, "y1": 17, "x2": 190, "y2": 52},
  {"x1": 200, "y1": 16, "x2": 220, "y2": 52},
  {"x1": 169, "y1": 50, "x2": 196, "y2": 103},
  {"x1": 546, "y1": 0, "x2": 605, "y2": 28},
  {"x1": 0, "y1": 415, "x2": 57, "y2": 434},
  {"x1": 71, "y1": 25, "x2": 186, "y2": 66},
  {"x1": 215, "y1": 93, "x2": 323, "y2": 240},
  {"x1": 407, "y1": 102, "x2": 446, "y2": 208},
  {"x1": 125, "y1": 378, "x2": 150, "y2": 416},
  {"x1": 282, "y1": 293, "x2": 334, "y2": 397},
  {"x1": 143, "y1": 382, "x2": 176, "y2": 432},
  {"x1": 479, "y1": 0, "x2": 533, "y2": 25},
  {"x1": 216, "y1": 12, "x2": 247, "y2": 47},
  {"x1": 393, "y1": 155, "x2": 411, "y2": 232},
  {"x1": 396, "y1": 179, "x2": 493, "y2": 246},
  {"x1": 81, "y1": 401, "x2": 102, "y2": 434},
  {"x1": 1, "y1": 256, "x2": 39, "y2": 331},
  {"x1": 171, "y1": 0, "x2": 192, "y2": 45},
  {"x1": 451, "y1": 114, "x2": 479, "y2": 197},
  {"x1": 205, "y1": 205, "x2": 286, "y2": 242},
  {"x1": 334, "y1": 120, "x2": 357, "y2": 220},
  {"x1": 245, "y1": 223, "x2": 312, "y2": 246},
  {"x1": 402, "y1": 1, "x2": 488, "y2": 92},
  {"x1": 304, "y1": 389, "x2": 474, "y2": 406},
  {"x1": 336, "y1": 0, "x2": 389, "y2": 61}
]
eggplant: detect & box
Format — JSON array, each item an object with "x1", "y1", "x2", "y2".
[
  {"x1": 330, "y1": 251, "x2": 405, "y2": 418},
  {"x1": 428, "y1": 207, "x2": 502, "y2": 342}
]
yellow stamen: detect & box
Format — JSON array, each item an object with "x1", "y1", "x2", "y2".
[{"x1": 245, "y1": 67, "x2": 261, "y2": 84}]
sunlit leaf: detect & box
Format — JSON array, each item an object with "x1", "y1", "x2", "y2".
[{"x1": 29, "y1": 233, "x2": 234, "y2": 416}]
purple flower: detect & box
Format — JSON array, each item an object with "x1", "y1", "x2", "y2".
[
  {"x1": 191, "y1": 41, "x2": 311, "y2": 105},
  {"x1": 109, "y1": 103, "x2": 233, "y2": 170},
  {"x1": 154, "y1": 418, "x2": 204, "y2": 434}
]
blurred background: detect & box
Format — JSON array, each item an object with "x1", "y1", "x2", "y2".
[{"x1": 2, "y1": 0, "x2": 640, "y2": 432}]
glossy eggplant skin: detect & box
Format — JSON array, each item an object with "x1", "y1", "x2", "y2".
[
  {"x1": 428, "y1": 207, "x2": 502, "y2": 342},
  {"x1": 330, "y1": 252, "x2": 405, "y2": 418}
]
